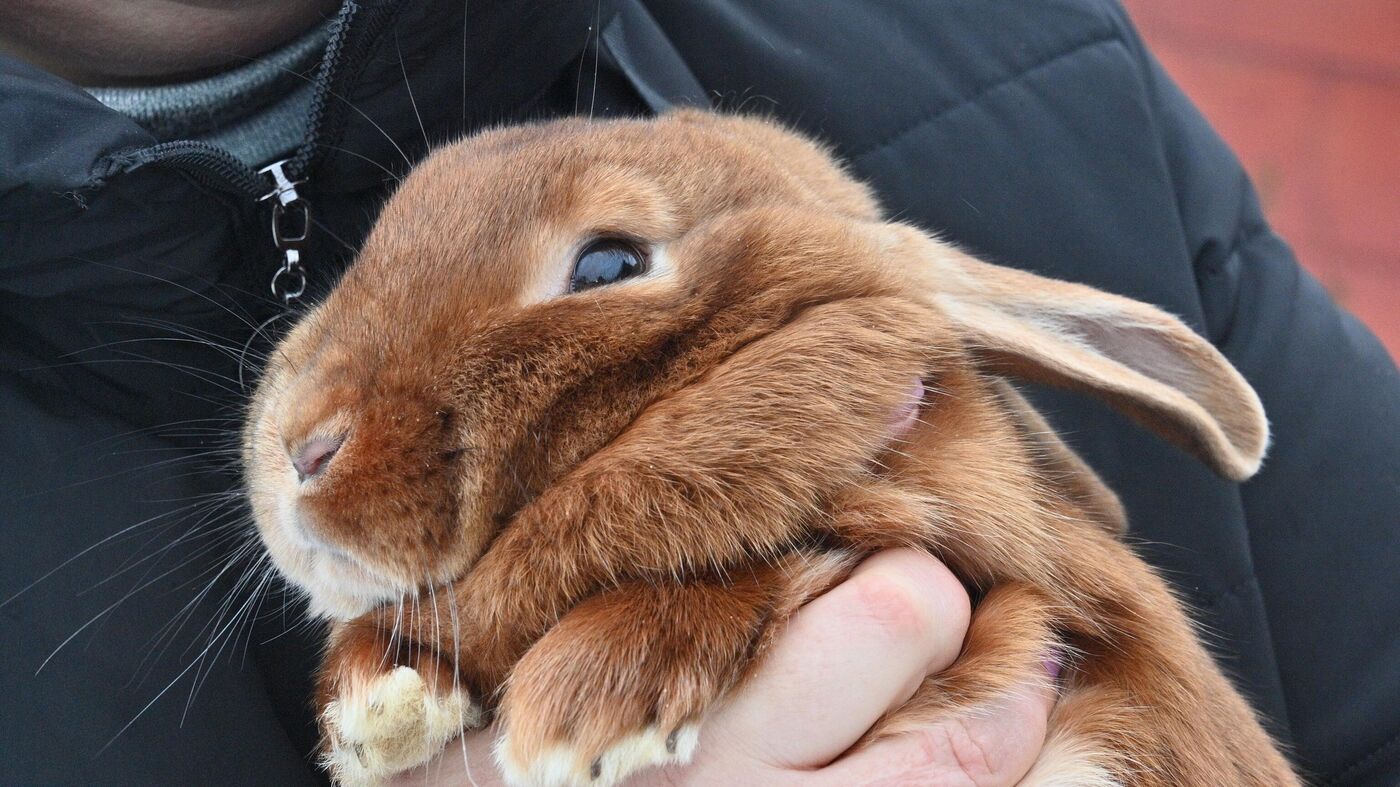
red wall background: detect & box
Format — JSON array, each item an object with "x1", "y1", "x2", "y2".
[{"x1": 1122, "y1": 0, "x2": 1400, "y2": 358}]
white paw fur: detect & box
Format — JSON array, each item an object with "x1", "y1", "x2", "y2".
[
  {"x1": 322, "y1": 665, "x2": 481, "y2": 786},
  {"x1": 495, "y1": 722, "x2": 701, "y2": 787}
]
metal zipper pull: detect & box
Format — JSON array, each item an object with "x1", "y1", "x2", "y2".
[{"x1": 258, "y1": 158, "x2": 311, "y2": 305}]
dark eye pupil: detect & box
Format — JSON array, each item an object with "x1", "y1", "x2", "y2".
[{"x1": 570, "y1": 239, "x2": 646, "y2": 292}]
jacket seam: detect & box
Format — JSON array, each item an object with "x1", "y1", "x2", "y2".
[{"x1": 848, "y1": 33, "x2": 1119, "y2": 161}]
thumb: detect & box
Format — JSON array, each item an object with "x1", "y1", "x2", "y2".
[{"x1": 812, "y1": 660, "x2": 1059, "y2": 787}]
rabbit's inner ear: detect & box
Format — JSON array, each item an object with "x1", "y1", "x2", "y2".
[{"x1": 916, "y1": 244, "x2": 1269, "y2": 481}]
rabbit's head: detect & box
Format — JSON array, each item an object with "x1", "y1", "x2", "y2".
[
  {"x1": 244, "y1": 111, "x2": 1267, "y2": 619},
  {"x1": 243, "y1": 111, "x2": 904, "y2": 618}
]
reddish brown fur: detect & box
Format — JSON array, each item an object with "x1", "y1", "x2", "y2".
[{"x1": 243, "y1": 110, "x2": 1297, "y2": 785}]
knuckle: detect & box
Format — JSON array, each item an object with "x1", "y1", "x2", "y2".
[
  {"x1": 909, "y1": 719, "x2": 1009, "y2": 787},
  {"x1": 847, "y1": 551, "x2": 971, "y2": 652},
  {"x1": 848, "y1": 570, "x2": 937, "y2": 644}
]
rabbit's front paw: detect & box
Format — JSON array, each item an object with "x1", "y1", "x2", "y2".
[
  {"x1": 322, "y1": 665, "x2": 478, "y2": 785},
  {"x1": 489, "y1": 567, "x2": 804, "y2": 786},
  {"x1": 318, "y1": 622, "x2": 483, "y2": 787},
  {"x1": 495, "y1": 714, "x2": 701, "y2": 787},
  {"x1": 491, "y1": 602, "x2": 726, "y2": 786}
]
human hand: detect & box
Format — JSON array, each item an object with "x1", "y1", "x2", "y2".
[{"x1": 390, "y1": 549, "x2": 1057, "y2": 786}]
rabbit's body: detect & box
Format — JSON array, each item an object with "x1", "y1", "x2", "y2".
[{"x1": 244, "y1": 111, "x2": 1297, "y2": 785}]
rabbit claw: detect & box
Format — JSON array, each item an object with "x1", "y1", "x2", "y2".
[{"x1": 495, "y1": 722, "x2": 701, "y2": 787}]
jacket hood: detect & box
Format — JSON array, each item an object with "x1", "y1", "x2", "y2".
[
  {"x1": 308, "y1": 0, "x2": 619, "y2": 193},
  {"x1": 0, "y1": 57, "x2": 153, "y2": 220}
]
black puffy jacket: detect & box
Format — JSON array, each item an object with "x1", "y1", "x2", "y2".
[{"x1": 3, "y1": 2, "x2": 1397, "y2": 784}]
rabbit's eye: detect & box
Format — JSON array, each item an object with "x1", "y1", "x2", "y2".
[{"x1": 570, "y1": 238, "x2": 648, "y2": 292}]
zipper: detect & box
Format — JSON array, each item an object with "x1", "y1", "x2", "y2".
[
  {"x1": 259, "y1": 159, "x2": 310, "y2": 303},
  {"x1": 281, "y1": 0, "x2": 402, "y2": 184},
  {"x1": 94, "y1": 0, "x2": 403, "y2": 307},
  {"x1": 93, "y1": 142, "x2": 308, "y2": 303},
  {"x1": 101, "y1": 140, "x2": 270, "y2": 201}
]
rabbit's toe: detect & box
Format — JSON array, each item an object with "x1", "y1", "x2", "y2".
[
  {"x1": 495, "y1": 721, "x2": 700, "y2": 787},
  {"x1": 322, "y1": 665, "x2": 481, "y2": 786}
]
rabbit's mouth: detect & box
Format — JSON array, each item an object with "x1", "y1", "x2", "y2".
[
  {"x1": 263, "y1": 491, "x2": 407, "y2": 620},
  {"x1": 299, "y1": 547, "x2": 400, "y2": 619}
]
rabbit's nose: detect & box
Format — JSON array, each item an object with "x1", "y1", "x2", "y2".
[{"x1": 292, "y1": 435, "x2": 343, "y2": 482}]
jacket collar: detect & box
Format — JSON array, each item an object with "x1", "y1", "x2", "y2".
[{"x1": 310, "y1": 0, "x2": 621, "y2": 191}]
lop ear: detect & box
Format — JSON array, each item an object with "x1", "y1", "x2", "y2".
[
  {"x1": 915, "y1": 240, "x2": 1268, "y2": 481},
  {"x1": 991, "y1": 379, "x2": 1129, "y2": 534}
]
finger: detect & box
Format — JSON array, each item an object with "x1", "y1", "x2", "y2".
[
  {"x1": 705, "y1": 548, "x2": 972, "y2": 769},
  {"x1": 813, "y1": 662, "x2": 1059, "y2": 787}
]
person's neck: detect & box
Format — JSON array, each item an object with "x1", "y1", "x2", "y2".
[{"x1": 0, "y1": 0, "x2": 338, "y2": 85}]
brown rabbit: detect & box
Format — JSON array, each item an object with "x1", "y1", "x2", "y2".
[{"x1": 243, "y1": 110, "x2": 1298, "y2": 786}]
